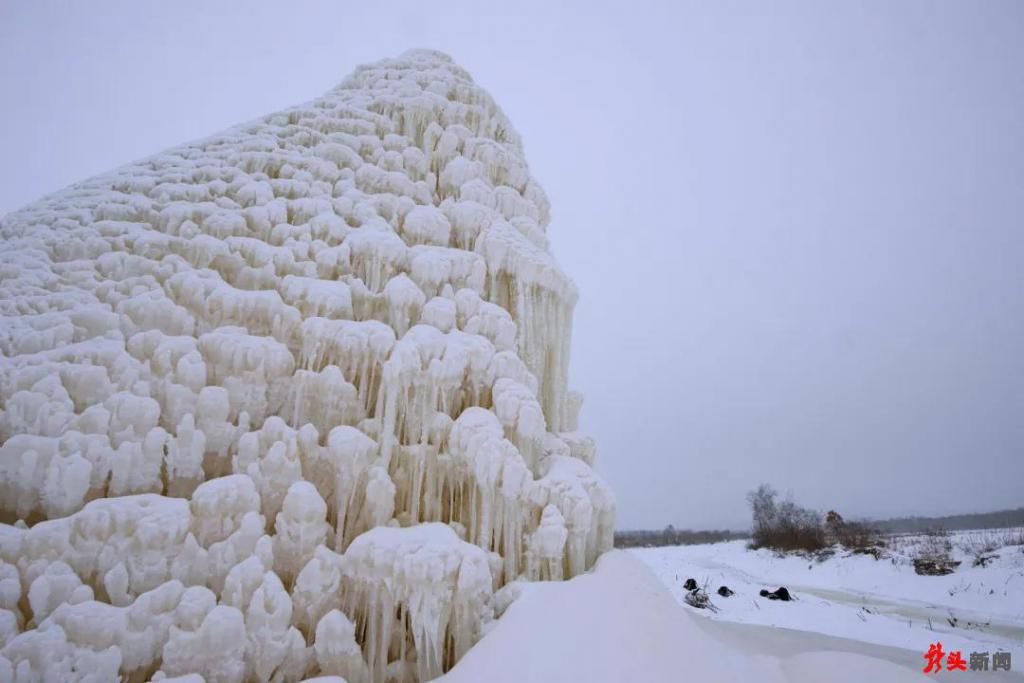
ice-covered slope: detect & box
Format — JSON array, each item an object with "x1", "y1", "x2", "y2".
[{"x1": 0, "y1": 49, "x2": 614, "y2": 682}]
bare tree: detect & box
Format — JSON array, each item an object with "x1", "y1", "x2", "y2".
[
  {"x1": 747, "y1": 484, "x2": 778, "y2": 537},
  {"x1": 747, "y1": 484, "x2": 825, "y2": 552}
]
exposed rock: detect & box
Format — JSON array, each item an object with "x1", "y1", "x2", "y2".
[{"x1": 759, "y1": 587, "x2": 792, "y2": 601}]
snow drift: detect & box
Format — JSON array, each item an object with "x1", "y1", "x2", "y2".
[{"x1": 0, "y1": 49, "x2": 614, "y2": 682}]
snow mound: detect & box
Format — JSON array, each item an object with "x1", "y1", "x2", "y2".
[{"x1": 0, "y1": 49, "x2": 613, "y2": 682}]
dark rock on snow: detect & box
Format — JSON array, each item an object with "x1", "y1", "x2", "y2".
[{"x1": 760, "y1": 587, "x2": 792, "y2": 601}]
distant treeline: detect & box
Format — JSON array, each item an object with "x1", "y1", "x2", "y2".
[
  {"x1": 615, "y1": 507, "x2": 1024, "y2": 549},
  {"x1": 614, "y1": 527, "x2": 748, "y2": 548},
  {"x1": 869, "y1": 507, "x2": 1024, "y2": 534}
]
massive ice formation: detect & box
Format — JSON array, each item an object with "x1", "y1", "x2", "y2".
[{"x1": 0, "y1": 49, "x2": 614, "y2": 682}]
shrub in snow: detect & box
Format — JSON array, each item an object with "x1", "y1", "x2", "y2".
[
  {"x1": 747, "y1": 484, "x2": 825, "y2": 553},
  {"x1": 683, "y1": 588, "x2": 718, "y2": 612},
  {"x1": 0, "y1": 49, "x2": 614, "y2": 681},
  {"x1": 907, "y1": 528, "x2": 960, "y2": 575},
  {"x1": 825, "y1": 509, "x2": 882, "y2": 554}
]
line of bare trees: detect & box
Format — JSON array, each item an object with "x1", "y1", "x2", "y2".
[
  {"x1": 747, "y1": 483, "x2": 879, "y2": 553},
  {"x1": 614, "y1": 527, "x2": 747, "y2": 549}
]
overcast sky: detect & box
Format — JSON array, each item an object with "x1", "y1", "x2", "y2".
[{"x1": 2, "y1": 1, "x2": 1021, "y2": 529}]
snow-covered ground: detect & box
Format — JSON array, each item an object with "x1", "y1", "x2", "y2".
[
  {"x1": 441, "y1": 550, "x2": 928, "y2": 683},
  {"x1": 634, "y1": 531, "x2": 1024, "y2": 675}
]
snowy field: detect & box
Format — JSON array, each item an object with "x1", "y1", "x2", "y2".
[
  {"x1": 634, "y1": 530, "x2": 1024, "y2": 677},
  {"x1": 441, "y1": 550, "x2": 933, "y2": 683}
]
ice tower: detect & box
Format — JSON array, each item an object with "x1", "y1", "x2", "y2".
[{"x1": 0, "y1": 50, "x2": 614, "y2": 682}]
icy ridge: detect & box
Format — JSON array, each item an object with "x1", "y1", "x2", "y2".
[{"x1": 0, "y1": 49, "x2": 614, "y2": 682}]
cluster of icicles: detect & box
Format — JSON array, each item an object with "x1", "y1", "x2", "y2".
[{"x1": 0, "y1": 50, "x2": 614, "y2": 683}]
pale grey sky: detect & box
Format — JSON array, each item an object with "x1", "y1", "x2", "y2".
[{"x1": 1, "y1": 1, "x2": 1021, "y2": 529}]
